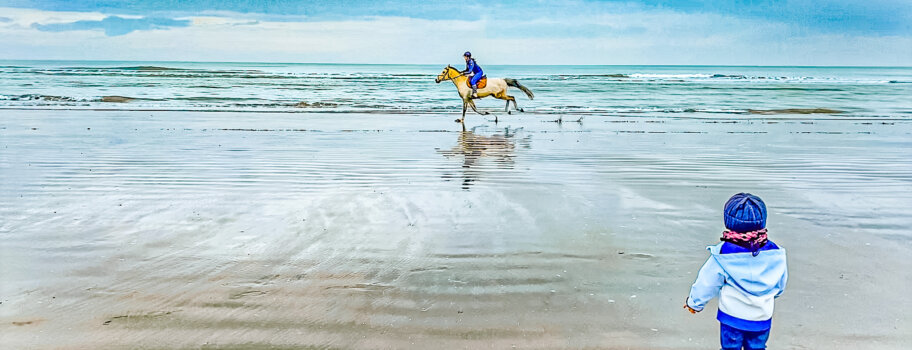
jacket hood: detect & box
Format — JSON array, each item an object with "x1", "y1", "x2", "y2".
[{"x1": 708, "y1": 242, "x2": 787, "y2": 297}]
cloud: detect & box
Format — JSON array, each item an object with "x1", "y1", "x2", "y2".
[
  {"x1": 0, "y1": 17, "x2": 13, "y2": 23},
  {"x1": 31, "y1": 15, "x2": 190, "y2": 36},
  {"x1": 0, "y1": 6, "x2": 909, "y2": 65},
  {"x1": 7, "y1": 0, "x2": 912, "y2": 36}
]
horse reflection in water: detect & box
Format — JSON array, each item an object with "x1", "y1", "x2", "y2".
[{"x1": 437, "y1": 127, "x2": 530, "y2": 189}]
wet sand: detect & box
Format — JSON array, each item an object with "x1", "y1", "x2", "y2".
[{"x1": 1, "y1": 110, "x2": 911, "y2": 349}]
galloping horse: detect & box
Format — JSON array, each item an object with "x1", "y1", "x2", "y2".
[{"x1": 435, "y1": 65, "x2": 534, "y2": 124}]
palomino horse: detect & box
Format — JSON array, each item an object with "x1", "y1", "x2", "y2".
[{"x1": 435, "y1": 65, "x2": 534, "y2": 124}]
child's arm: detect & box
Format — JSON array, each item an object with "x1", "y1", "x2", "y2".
[
  {"x1": 686, "y1": 256, "x2": 725, "y2": 312},
  {"x1": 775, "y1": 257, "x2": 788, "y2": 298}
]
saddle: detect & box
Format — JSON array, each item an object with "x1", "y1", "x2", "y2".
[{"x1": 466, "y1": 76, "x2": 487, "y2": 89}]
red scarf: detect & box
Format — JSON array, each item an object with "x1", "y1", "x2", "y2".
[{"x1": 721, "y1": 228, "x2": 768, "y2": 256}]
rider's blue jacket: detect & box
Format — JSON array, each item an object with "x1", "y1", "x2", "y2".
[{"x1": 463, "y1": 58, "x2": 483, "y2": 77}]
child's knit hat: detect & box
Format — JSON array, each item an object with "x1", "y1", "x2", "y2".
[{"x1": 723, "y1": 193, "x2": 767, "y2": 233}]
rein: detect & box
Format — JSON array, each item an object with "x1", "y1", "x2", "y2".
[{"x1": 438, "y1": 67, "x2": 464, "y2": 82}]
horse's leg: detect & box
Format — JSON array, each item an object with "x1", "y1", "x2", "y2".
[
  {"x1": 457, "y1": 101, "x2": 467, "y2": 123},
  {"x1": 503, "y1": 95, "x2": 521, "y2": 112},
  {"x1": 505, "y1": 96, "x2": 517, "y2": 114},
  {"x1": 492, "y1": 91, "x2": 511, "y2": 114},
  {"x1": 469, "y1": 101, "x2": 488, "y2": 116}
]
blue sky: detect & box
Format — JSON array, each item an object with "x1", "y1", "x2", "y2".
[{"x1": 0, "y1": 0, "x2": 910, "y2": 65}]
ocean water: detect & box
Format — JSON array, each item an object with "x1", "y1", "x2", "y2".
[
  {"x1": 1, "y1": 62, "x2": 912, "y2": 349},
  {"x1": 1, "y1": 60, "x2": 910, "y2": 116}
]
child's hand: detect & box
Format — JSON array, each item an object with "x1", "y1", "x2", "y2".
[
  {"x1": 683, "y1": 304, "x2": 697, "y2": 314},
  {"x1": 683, "y1": 298, "x2": 698, "y2": 314}
]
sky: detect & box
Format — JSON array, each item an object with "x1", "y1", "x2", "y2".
[{"x1": 0, "y1": 0, "x2": 910, "y2": 65}]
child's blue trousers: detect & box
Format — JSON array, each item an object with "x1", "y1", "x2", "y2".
[{"x1": 720, "y1": 323, "x2": 770, "y2": 350}]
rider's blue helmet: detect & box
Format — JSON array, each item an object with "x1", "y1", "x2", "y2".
[{"x1": 464, "y1": 51, "x2": 472, "y2": 57}]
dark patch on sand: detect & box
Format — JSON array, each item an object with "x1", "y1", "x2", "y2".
[
  {"x1": 101, "y1": 96, "x2": 135, "y2": 103},
  {"x1": 12, "y1": 319, "x2": 44, "y2": 326},
  {"x1": 200, "y1": 301, "x2": 250, "y2": 309},
  {"x1": 228, "y1": 290, "x2": 268, "y2": 299},
  {"x1": 324, "y1": 283, "x2": 395, "y2": 291},
  {"x1": 103, "y1": 311, "x2": 176, "y2": 325},
  {"x1": 748, "y1": 108, "x2": 843, "y2": 115},
  {"x1": 292, "y1": 101, "x2": 338, "y2": 108},
  {"x1": 408, "y1": 266, "x2": 451, "y2": 273},
  {"x1": 620, "y1": 252, "x2": 655, "y2": 260}
]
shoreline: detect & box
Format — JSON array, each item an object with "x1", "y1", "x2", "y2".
[{"x1": 3, "y1": 107, "x2": 909, "y2": 121}]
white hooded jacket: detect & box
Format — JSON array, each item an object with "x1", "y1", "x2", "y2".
[{"x1": 687, "y1": 241, "x2": 788, "y2": 331}]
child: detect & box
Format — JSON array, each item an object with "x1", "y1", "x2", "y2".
[{"x1": 684, "y1": 193, "x2": 788, "y2": 350}]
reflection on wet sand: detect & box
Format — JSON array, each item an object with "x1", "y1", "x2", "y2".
[{"x1": 437, "y1": 128, "x2": 530, "y2": 189}]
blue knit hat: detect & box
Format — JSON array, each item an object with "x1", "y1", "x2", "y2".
[{"x1": 723, "y1": 193, "x2": 767, "y2": 232}]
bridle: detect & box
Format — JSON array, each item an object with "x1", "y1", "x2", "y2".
[{"x1": 436, "y1": 66, "x2": 463, "y2": 83}]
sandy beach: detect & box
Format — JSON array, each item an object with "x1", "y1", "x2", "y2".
[
  {"x1": 1, "y1": 109, "x2": 910, "y2": 349},
  {"x1": 2, "y1": 0, "x2": 912, "y2": 345}
]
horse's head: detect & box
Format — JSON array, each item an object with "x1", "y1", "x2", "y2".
[{"x1": 435, "y1": 65, "x2": 459, "y2": 83}]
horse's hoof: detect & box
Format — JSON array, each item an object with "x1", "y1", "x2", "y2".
[
  {"x1": 520, "y1": 108, "x2": 525, "y2": 112},
  {"x1": 507, "y1": 111, "x2": 512, "y2": 115},
  {"x1": 454, "y1": 119, "x2": 462, "y2": 123}
]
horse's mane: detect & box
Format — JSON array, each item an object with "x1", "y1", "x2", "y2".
[{"x1": 444, "y1": 65, "x2": 460, "y2": 76}]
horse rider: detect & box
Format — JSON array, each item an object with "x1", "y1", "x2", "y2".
[{"x1": 461, "y1": 51, "x2": 484, "y2": 98}]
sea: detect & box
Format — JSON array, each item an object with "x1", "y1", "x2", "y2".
[{"x1": 0, "y1": 61, "x2": 910, "y2": 116}]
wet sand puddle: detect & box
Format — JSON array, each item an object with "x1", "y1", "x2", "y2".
[{"x1": 1, "y1": 111, "x2": 911, "y2": 349}]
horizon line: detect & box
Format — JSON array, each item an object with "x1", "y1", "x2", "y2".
[{"x1": 0, "y1": 59, "x2": 910, "y2": 69}]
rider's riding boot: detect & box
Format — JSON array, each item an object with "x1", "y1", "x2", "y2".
[{"x1": 471, "y1": 86, "x2": 478, "y2": 98}]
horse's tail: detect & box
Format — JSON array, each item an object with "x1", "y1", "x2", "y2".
[{"x1": 504, "y1": 78, "x2": 534, "y2": 100}]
